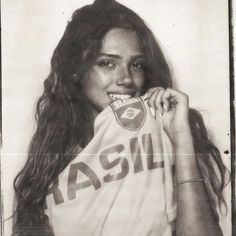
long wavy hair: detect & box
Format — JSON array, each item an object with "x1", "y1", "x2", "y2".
[{"x1": 13, "y1": 0, "x2": 228, "y2": 235}]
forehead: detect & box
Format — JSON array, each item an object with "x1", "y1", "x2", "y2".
[{"x1": 100, "y1": 28, "x2": 142, "y2": 54}]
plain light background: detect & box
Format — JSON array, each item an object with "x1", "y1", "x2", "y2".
[{"x1": 2, "y1": 0, "x2": 231, "y2": 235}]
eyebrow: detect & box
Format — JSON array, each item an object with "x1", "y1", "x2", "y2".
[{"x1": 98, "y1": 53, "x2": 145, "y2": 60}]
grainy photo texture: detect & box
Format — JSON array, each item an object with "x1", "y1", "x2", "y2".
[{"x1": 2, "y1": 0, "x2": 232, "y2": 235}]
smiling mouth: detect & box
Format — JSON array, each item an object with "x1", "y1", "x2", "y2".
[{"x1": 108, "y1": 93, "x2": 133, "y2": 101}]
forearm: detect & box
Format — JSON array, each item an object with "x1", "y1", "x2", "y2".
[{"x1": 174, "y1": 130, "x2": 222, "y2": 236}]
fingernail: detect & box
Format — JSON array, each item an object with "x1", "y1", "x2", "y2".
[
  {"x1": 150, "y1": 107, "x2": 155, "y2": 118},
  {"x1": 163, "y1": 104, "x2": 168, "y2": 112}
]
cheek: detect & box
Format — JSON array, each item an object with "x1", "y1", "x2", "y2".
[
  {"x1": 86, "y1": 69, "x2": 114, "y2": 89},
  {"x1": 134, "y1": 73, "x2": 146, "y2": 89},
  {"x1": 81, "y1": 70, "x2": 112, "y2": 105}
]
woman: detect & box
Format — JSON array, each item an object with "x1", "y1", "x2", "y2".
[{"x1": 13, "y1": 0, "x2": 228, "y2": 235}]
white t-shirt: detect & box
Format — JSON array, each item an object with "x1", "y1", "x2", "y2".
[{"x1": 45, "y1": 97, "x2": 176, "y2": 236}]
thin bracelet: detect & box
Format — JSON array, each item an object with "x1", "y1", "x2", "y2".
[{"x1": 177, "y1": 178, "x2": 206, "y2": 185}]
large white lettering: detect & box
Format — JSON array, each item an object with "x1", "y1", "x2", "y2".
[{"x1": 47, "y1": 133, "x2": 164, "y2": 205}]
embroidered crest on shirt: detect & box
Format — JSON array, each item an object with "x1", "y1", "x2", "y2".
[
  {"x1": 121, "y1": 107, "x2": 141, "y2": 119},
  {"x1": 110, "y1": 97, "x2": 146, "y2": 130}
]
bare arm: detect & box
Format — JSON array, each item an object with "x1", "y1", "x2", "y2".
[
  {"x1": 174, "y1": 130, "x2": 222, "y2": 236},
  {"x1": 146, "y1": 87, "x2": 222, "y2": 236}
]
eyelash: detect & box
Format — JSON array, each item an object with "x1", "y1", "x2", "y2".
[
  {"x1": 97, "y1": 60, "x2": 115, "y2": 69},
  {"x1": 97, "y1": 60, "x2": 145, "y2": 71},
  {"x1": 131, "y1": 62, "x2": 145, "y2": 70}
]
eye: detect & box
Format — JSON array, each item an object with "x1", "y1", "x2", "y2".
[
  {"x1": 97, "y1": 60, "x2": 116, "y2": 69},
  {"x1": 131, "y1": 61, "x2": 145, "y2": 70}
]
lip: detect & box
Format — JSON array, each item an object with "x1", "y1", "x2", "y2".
[
  {"x1": 107, "y1": 91, "x2": 136, "y2": 101},
  {"x1": 107, "y1": 90, "x2": 136, "y2": 96}
]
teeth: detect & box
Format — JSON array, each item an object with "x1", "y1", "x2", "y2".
[{"x1": 108, "y1": 94, "x2": 132, "y2": 100}]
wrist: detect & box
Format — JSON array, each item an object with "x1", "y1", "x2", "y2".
[{"x1": 170, "y1": 126, "x2": 193, "y2": 147}]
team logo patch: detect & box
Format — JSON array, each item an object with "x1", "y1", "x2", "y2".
[
  {"x1": 110, "y1": 97, "x2": 146, "y2": 130},
  {"x1": 121, "y1": 107, "x2": 141, "y2": 119}
]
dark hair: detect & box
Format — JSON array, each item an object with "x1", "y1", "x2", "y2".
[{"x1": 13, "y1": 0, "x2": 228, "y2": 235}]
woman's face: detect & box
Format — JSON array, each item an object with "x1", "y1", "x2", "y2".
[{"x1": 81, "y1": 28, "x2": 146, "y2": 117}]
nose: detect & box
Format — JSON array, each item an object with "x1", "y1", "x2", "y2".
[{"x1": 116, "y1": 65, "x2": 133, "y2": 87}]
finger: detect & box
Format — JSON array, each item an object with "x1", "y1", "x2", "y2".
[
  {"x1": 160, "y1": 94, "x2": 169, "y2": 112},
  {"x1": 162, "y1": 88, "x2": 189, "y2": 107},
  {"x1": 146, "y1": 88, "x2": 158, "y2": 107},
  {"x1": 147, "y1": 89, "x2": 158, "y2": 118},
  {"x1": 144, "y1": 87, "x2": 165, "y2": 101},
  {"x1": 162, "y1": 98, "x2": 169, "y2": 112},
  {"x1": 154, "y1": 89, "x2": 166, "y2": 115},
  {"x1": 147, "y1": 88, "x2": 164, "y2": 114}
]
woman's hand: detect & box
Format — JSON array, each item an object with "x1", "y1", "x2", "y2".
[
  {"x1": 145, "y1": 88, "x2": 223, "y2": 236},
  {"x1": 145, "y1": 87, "x2": 192, "y2": 145}
]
